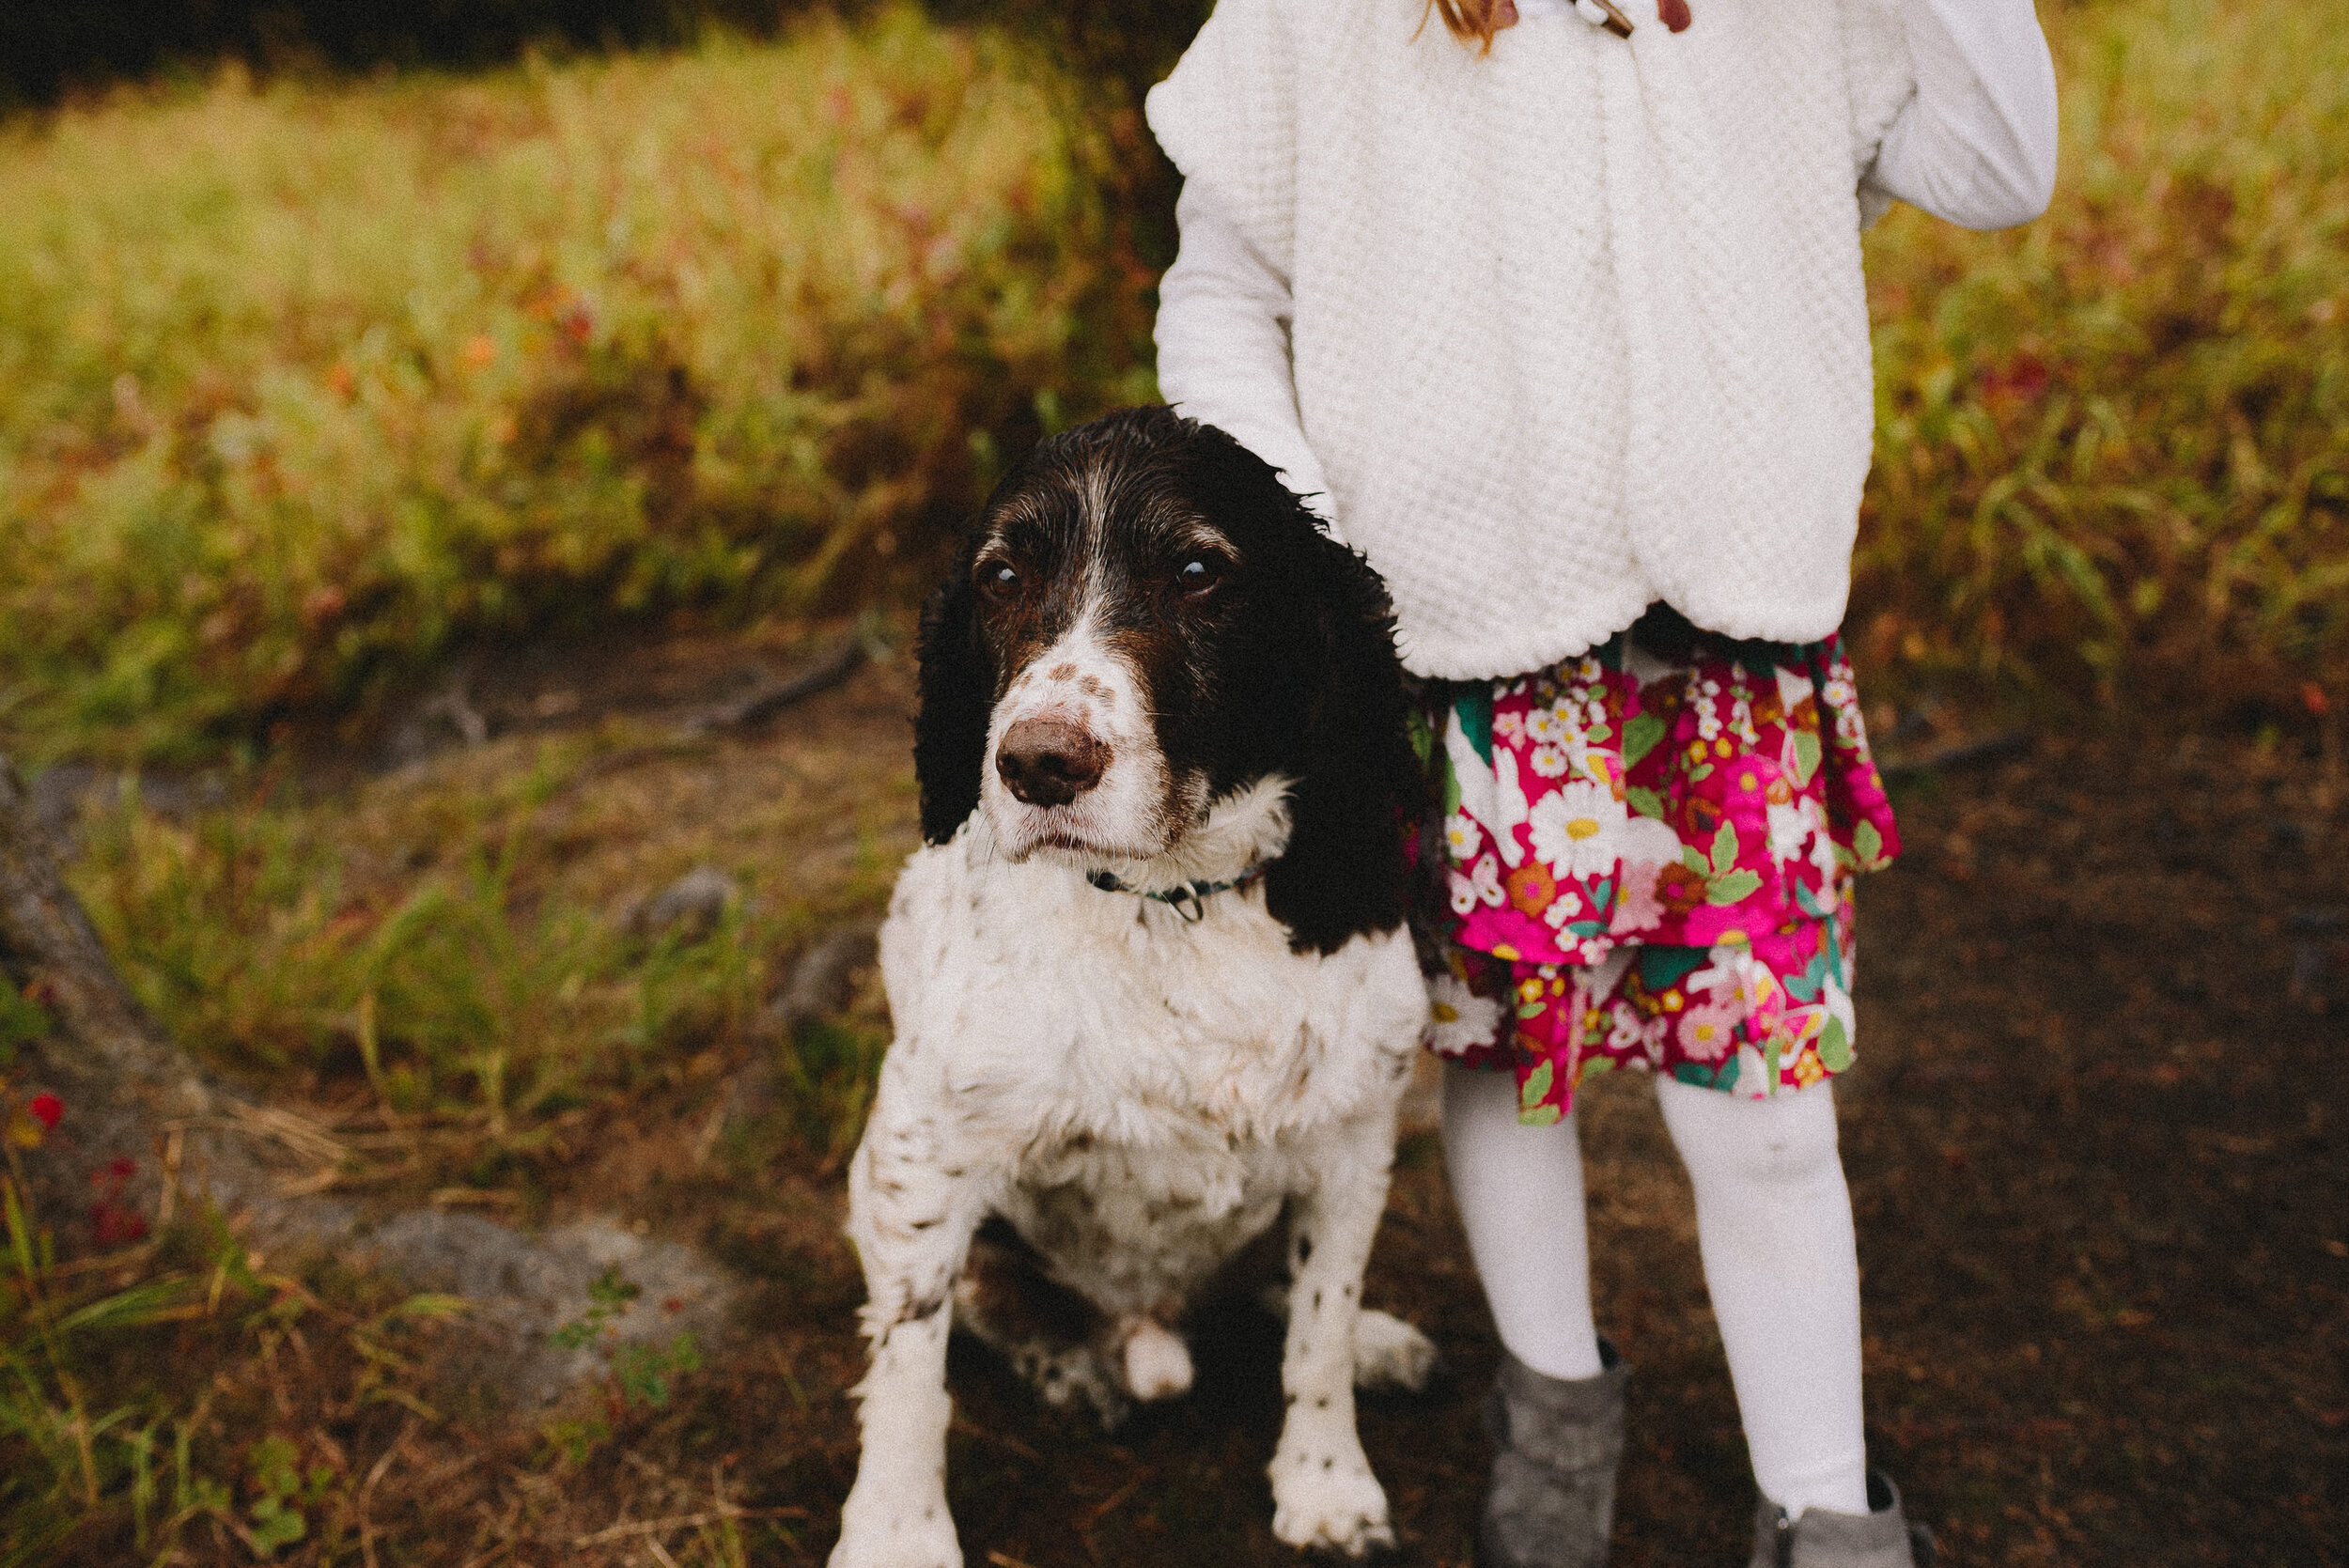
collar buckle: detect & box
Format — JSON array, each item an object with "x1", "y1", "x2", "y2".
[{"x1": 1086, "y1": 865, "x2": 1265, "y2": 921}]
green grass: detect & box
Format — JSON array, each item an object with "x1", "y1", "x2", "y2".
[
  {"x1": 1856, "y1": 0, "x2": 2349, "y2": 711},
  {"x1": 0, "y1": 4, "x2": 1156, "y2": 764},
  {"x1": 63, "y1": 743, "x2": 879, "y2": 1187},
  {"x1": 1, "y1": 722, "x2": 895, "y2": 1559},
  {"x1": 76, "y1": 767, "x2": 726, "y2": 1110},
  {"x1": 0, "y1": 1150, "x2": 484, "y2": 1566}
]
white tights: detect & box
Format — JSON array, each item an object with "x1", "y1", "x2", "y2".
[{"x1": 1441, "y1": 1061, "x2": 1871, "y2": 1518}]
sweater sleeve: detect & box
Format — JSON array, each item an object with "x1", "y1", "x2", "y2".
[
  {"x1": 1144, "y1": 0, "x2": 1299, "y2": 276},
  {"x1": 1864, "y1": 0, "x2": 2059, "y2": 229},
  {"x1": 1155, "y1": 181, "x2": 1335, "y2": 520},
  {"x1": 1146, "y1": 0, "x2": 1331, "y2": 519}
]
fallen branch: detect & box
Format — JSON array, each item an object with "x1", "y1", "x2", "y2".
[
  {"x1": 1879, "y1": 728, "x2": 2033, "y2": 782},
  {"x1": 950, "y1": 1414, "x2": 1043, "y2": 1463},
  {"x1": 560, "y1": 633, "x2": 879, "y2": 794},
  {"x1": 571, "y1": 1505, "x2": 810, "y2": 1545},
  {"x1": 684, "y1": 637, "x2": 864, "y2": 736}
]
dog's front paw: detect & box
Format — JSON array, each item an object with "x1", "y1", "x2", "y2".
[
  {"x1": 1351, "y1": 1309, "x2": 1438, "y2": 1393},
  {"x1": 1269, "y1": 1445, "x2": 1394, "y2": 1558},
  {"x1": 831, "y1": 1488, "x2": 961, "y2": 1568}
]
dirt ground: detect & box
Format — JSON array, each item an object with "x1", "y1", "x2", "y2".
[{"x1": 104, "y1": 635, "x2": 2349, "y2": 1568}]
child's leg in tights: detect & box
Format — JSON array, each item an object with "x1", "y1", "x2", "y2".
[
  {"x1": 1656, "y1": 1075, "x2": 1870, "y2": 1518},
  {"x1": 1440, "y1": 1060, "x2": 1606, "y2": 1381}
]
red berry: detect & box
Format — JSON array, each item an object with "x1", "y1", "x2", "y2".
[
  {"x1": 92, "y1": 1203, "x2": 148, "y2": 1246},
  {"x1": 27, "y1": 1093, "x2": 62, "y2": 1130}
]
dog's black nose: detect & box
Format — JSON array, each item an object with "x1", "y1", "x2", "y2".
[{"x1": 996, "y1": 718, "x2": 1109, "y2": 807}]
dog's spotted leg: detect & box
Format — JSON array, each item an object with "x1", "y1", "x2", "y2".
[
  {"x1": 1255, "y1": 1284, "x2": 1438, "y2": 1393},
  {"x1": 832, "y1": 1060, "x2": 996, "y2": 1568},
  {"x1": 832, "y1": 1303, "x2": 957, "y2": 1568},
  {"x1": 1268, "y1": 1114, "x2": 1400, "y2": 1558}
]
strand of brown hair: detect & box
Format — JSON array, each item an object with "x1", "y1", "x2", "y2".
[{"x1": 1423, "y1": 0, "x2": 1508, "y2": 51}]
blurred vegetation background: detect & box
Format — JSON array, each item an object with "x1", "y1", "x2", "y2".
[
  {"x1": 1859, "y1": 0, "x2": 2347, "y2": 718},
  {"x1": 2, "y1": 0, "x2": 2341, "y2": 767},
  {"x1": 0, "y1": 0, "x2": 1210, "y2": 110},
  {"x1": 0, "y1": 3, "x2": 1184, "y2": 764}
]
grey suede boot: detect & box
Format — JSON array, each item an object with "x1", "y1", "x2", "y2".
[
  {"x1": 1476, "y1": 1342, "x2": 1628, "y2": 1568},
  {"x1": 1749, "y1": 1470, "x2": 1936, "y2": 1568}
]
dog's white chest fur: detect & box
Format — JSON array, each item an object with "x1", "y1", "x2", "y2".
[
  {"x1": 878, "y1": 819, "x2": 1426, "y2": 1309},
  {"x1": 885, "y1": 820, "x2": 1424, "y2": 1128}
]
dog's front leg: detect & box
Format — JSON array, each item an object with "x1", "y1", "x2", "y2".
[
  {"x1": 1268, "y1": 1114, "x2": 1399, "y2": 1558},
  {"x1": 832, "y1": 1065, "x2": 994, "y2": 1568}
]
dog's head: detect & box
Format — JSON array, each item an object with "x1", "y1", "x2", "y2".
[{"x1": 913, "y1": 407, "x2": 1418, "y2": 955}]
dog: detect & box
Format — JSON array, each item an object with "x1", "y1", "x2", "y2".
[{"x1": 829, "y1": 408, "x2": 1436, "y2": 1567}]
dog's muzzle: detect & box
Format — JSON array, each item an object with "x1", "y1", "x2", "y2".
[{"x1": 995, "y1": 717, "x2": 1110, "y2": 808}]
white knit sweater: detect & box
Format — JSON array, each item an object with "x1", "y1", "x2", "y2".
[{"x1": 1146, "y1": 0, "x2": 2056, "y2": 679}]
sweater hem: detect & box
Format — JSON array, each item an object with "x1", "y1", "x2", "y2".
[{"x1": 1391, "y1": 584, "x2": 1851, "y2": 683}]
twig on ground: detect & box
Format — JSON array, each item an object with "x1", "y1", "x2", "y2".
[
  {"x1": 561, "y1": 631, "x2": 874, "y2": 795},
  {"x1": 357, "y1": 1417, "x2": 420, "y2": 1568},
  {"x1": 571, "y1": 1505, "x2": 810, "y2": 1545},
  {"x1": 950, "y1": 1414, "x2": 1042, "y2": 1463},
  {"x1": 428, "y1": 1187, "x2": 521, "y2": 1208},
  {"x1": 1085, "y1": 1475, "x2": 1144, "y2": 1523},
  {"x1": 412, "y1": 1449, "x2": 485, "y2": 1493},
  {"x1": 1880, "y1": 728, "x2": 2033, "y2": 781},
  {"x1": 684, "y1": 638, "x2": 864, "y2": 736}
]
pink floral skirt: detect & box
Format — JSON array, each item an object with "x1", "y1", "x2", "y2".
[{"x1": 1423, "y1": 605, "x2": 1900, "y2": 1125}]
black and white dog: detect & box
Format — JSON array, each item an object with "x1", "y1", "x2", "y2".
[{"x1": 831, "y1": 408, "x2": 1434, "y2": 1566}]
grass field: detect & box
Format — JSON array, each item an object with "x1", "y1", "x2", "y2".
[
  {"x1": 0, "y1": 3, "x2": 1156, "y2": 765},
  {"x1": 1, "y1": 0, "x2": 2345, "y2": 1561},
  {"x1": 0, "y1": 0, "x2": 2341, "y2": 766},
  {"x1": 1856, "y1": 0, "x2": 2349, "y2": 715}
]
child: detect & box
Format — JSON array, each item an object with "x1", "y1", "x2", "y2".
[{"x1": 1145, "y1": 2, "x2": 2056, "y2": 1563}]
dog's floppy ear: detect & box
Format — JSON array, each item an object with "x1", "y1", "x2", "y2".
[
  {"x1": 1263, "y1": 523, "x2": 1423, "y2": 956},
  {"x1": 913, "y1": 539, "x2": 994, "y2": 845}
]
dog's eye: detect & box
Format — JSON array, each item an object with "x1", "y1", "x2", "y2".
[
  {"x1": 977, "y1": 559, "x2": 1020, "y2": 598},
  {"x1": 1178, "y1": 558, "x2": 1222, "y2": 598}
]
